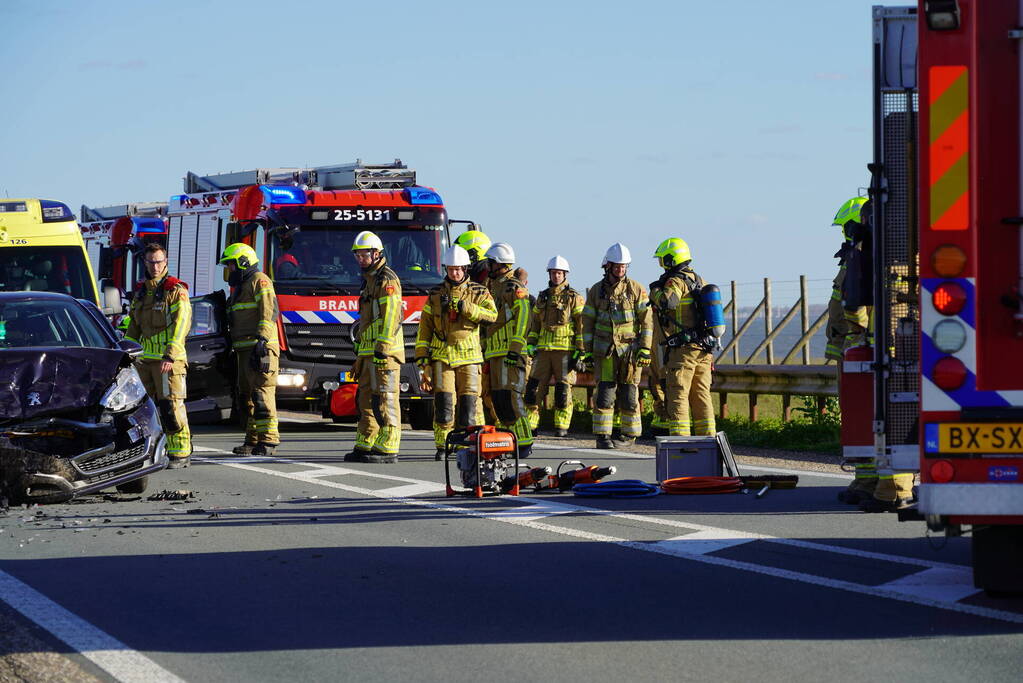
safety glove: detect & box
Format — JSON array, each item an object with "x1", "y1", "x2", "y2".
[
  {"x1": 373, "y1": 350, "x2": 389, "y2": 368},
  {"x1": 250, "y1": 337, "x2": 271, "y2": 372},
  {"x1": 572, "y1": 349, "x2": 588, "y2": 373},
  {"x1": 415, "y1": 356, "x2": 429, "y2": 369},
  {"x1": 504, "y1": 350, "x2": 522, "y2": 367},
  {"x1": 526, "y1": 344, "x2": 537, "y2": 357},
  {"x1": 636, "y1": 348, "x2": 652, "y2": 367}
]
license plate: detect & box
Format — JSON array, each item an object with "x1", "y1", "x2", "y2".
[
  {"x1": 931, "y1": 423, "x2": 1023, "y2": 454},
  {"x1": 338, "y1": 371, "x2": 355, "y2": 383}
]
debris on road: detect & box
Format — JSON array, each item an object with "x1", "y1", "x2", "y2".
[{"x1": 147, "y1": 490, "x2": 195, "y2": 501}]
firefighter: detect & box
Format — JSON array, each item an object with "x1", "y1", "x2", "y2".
[
  {"x1": 830, "y1": 196, "x2": 882, "y2": 506},
  {"x1": 123, "y1": 243, "x2": 192, "y2": 468},
  {"x1": 524, "y1": 255, "x2": 586, "y2": 438},
  {"x1": 646, "y1": 275, "x2": 671, "y2": 436},
  {"x1": 650, "y1": 238, "x2": 715, "y2": 437},
  {"x1": 344, "y1": 231, "x2": 404, "y2": 464},
  {"x1": 483, "y1": 242, "x2": 535, "y2": 458},
  {"x1": 415, "y1": 245, "x2": 497, "y2": 459},
  {"x1": 582, "y1": 243, "x2": 653, "y2": 449},
  {"x1": 219, "y1": 243, "x2": 280, "y2": 456},
  {"x1": 455, "y1": 228, "x2": 494, "y2": 422}
]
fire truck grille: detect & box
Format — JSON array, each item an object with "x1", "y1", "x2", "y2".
[{"x1": 282, "y1": 322, "x2": 419, "y2": 363}]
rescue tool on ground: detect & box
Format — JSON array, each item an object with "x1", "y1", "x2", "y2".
[{"x1": 443, "y1": 425, "x2": 520, "y2": 498}]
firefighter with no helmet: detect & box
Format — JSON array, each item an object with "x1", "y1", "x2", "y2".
[
  {"x1": 650, "y1": 238, "x2": 716, "y2": 437},
  {"x1": 123, "y1": 242, "x2": 192, "y2": 468},
  {"x1": 220, "y1": 242, "x2": 280, "y2": 456},
  {"x1": 415, "y1": 245, "x2": 497, "y2": 459},
  {"x1": 343, "y1": 231, "x2": 405, "y2": 464},
  {"x1": 582, "y1": 243, "x2": 653, "y2": 449},
  {"x1": 483, "y1": 242, "x2": 535, "y2": 458},
  {"x1": 524, "y1": 255, "x2": 586, "y2": 438}
]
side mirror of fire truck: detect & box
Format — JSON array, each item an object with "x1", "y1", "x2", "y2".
[{"x1": 100, "y1": 279, "x2": 124, "y2": 318}]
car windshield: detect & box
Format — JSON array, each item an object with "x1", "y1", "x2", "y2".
[
  {"x1": 0, "y1": 299, "x2": 110, "y2": 349},
  {"x1": 269, "y1": 226, "x2": 444, "y2": 293},
  {"x1": 0, "y1": 246, "x2": 96, "y2": 304}
]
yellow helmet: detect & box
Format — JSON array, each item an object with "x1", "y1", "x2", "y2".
[
  {"x1": 653, "y1": 237, "x2": 692, "y2": 269},
  {"x1": 454, "y1": 229, "x2": 491, "y2": 263},
  {"x1": 219, "y1": 243, "x2": 260, "y2": 269},
  {"x1": 832, "y1": 196, "x2": 867, "y2": 227}
]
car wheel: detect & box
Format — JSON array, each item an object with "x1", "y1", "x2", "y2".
[{"x1": 116, "y1": 476, "x2": 149, "y2": 495}]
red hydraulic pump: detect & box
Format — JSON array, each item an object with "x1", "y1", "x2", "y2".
[{"x1": 840, "y1": 345, "x2": 874, "y2": 464}]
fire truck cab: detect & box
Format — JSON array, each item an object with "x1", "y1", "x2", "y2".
[{"x1": 168, "y1": 160, "x2": 451, "y2": 427}]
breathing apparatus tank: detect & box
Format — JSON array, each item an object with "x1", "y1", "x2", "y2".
[{"x1": 700, "y1": 284, "x2": 726, "y2": 338}]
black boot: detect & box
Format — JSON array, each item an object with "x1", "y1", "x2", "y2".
[
  {"x1": 363, "y1": 449, "x2": 397, "y2": 464},
  {"x1": 517, "y1": 444, "x2": 532, "y2": 459},
  {"x1": 252, "y1": 443, "x2": 278, "y2": 457},
  {"x1": 435, "y1": 448, "x2": 445, "y2": 461},
  {"x1": 232, "y1": 444, "x2": 257, "y2": 455},
  {"x1": 343, "y1": 449, "x2": 368, "y2": 463},
  {"x1": 553, "y1": 428, "x2": 568, "y2": 438},
  {"x1": 166, "y1": 456, "x2": 191, "y2": 469},
  {"x1": 596, "y1": 436, "x2": 616, "y2": 449},
  {"x1": 859, "y1": 496, "x2": 913, "y2": 513}
]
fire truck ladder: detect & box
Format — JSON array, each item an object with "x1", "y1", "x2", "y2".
[
  {"x1": 80, "y1": 201, "x2": 168, "y2": 223},
  {"x1": 182, "y1": 159, "x2": 417, "y2": 194}
]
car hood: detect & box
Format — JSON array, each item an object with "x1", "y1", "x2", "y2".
[{"x1": 0, "y1": 348, "x2": 127, "y2": 421}]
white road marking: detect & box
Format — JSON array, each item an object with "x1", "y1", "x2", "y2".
[
  {"x1": 194, "y1": 449, "x2": 1022, "y2": 624},
  {"x1": 0, "y1": 570, "x2": 185, "y2": 683},
  {"x1": 375, "y1": 482, "x2": 447, "y2": 497}
]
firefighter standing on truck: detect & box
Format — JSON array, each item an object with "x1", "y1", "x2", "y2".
[
  {"x1": 650, "y1": 238, "x2": 716, "y2": 436},
  {"x1": 219, "y1": 243, "x2": 280, "y2": 456},
  {"x1": 582, "y1": 243, "x2": 653, "y2": 449},
  {"x1": 123, "y1": 243, "x2": 192, "y2": 469},
  {"x1": 830, "y1": 196, "x2": 881, "y2": 506},
  {"x1": 483, "y1": 242, "x2": 535, "y2": 458},
  {"x1": 415, "y1": 245, "x2": 497, "y2": 459},
  {"x1": 524, "y1": 255, "x2": 586, "y2": 438},
  {"x1": 345, "y1": 231, "x2": 404, "y2": 464}
]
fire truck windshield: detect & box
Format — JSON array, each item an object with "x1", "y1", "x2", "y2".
[{"x1": 269, "y1": 226, "x2": 444, "y2": 294}]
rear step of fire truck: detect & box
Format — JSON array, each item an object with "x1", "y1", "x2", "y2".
[{"x1": 182, "y1": 159, "x2": 417, "y2": 193}]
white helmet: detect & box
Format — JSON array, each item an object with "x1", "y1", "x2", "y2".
[
  {"x1": 442, "y1": 245, "x2": 471, "y2": 267},
  {"x1": 352, "y1": 230, "x2": 384, "y2": 251},
  {"x1": 484, "y1": 242, "x2": 516, "y2": 264},
  {"x1": 547, "y1": 255, "x2": 570, "y2": 272},
  {"x1": 603, "y1": 242, "x2": 632, "y2": 265}
]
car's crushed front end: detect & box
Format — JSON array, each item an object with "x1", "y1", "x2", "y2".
[{"x1": 0, "y1": 347, "x2": 167, "y2": 504}]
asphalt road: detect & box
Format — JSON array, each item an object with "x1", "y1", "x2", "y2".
[{"x1": 1, "y1": 417, "x2": 1022, "y2": 683}]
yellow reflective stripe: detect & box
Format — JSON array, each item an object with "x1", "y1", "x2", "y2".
[
  {"x1": 509, "y1": 297, "x2": 530, "y2": 348},
  {"x1": 230, "y1": 302, "x2": 257, "y2": 311},
  {"x1": 233, "y1": 339, "x2": 257, "y2": 348},
  {"x1": 254, "y1": 287, "x2": 274, "y2": 298},
  {"x1": 376, "y1": 292, "x2": 400, "y2": 345},
  {"x1": 168, "y1": 297, "x2": 191, "y2": 351}
]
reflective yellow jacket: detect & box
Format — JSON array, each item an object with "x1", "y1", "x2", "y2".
[
  {"x1": 415, "y1": 278, "x2": 497, "y2": 367},
  {"x1": 228, "y1": 269, "x2": 279, "y2": 350},
  {"x1": 124, "y1": 275, "x2": 191, "y2": 363}
]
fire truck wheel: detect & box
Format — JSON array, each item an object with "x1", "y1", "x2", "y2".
[
  {"x1": 408, "y1": 400, "x2": 435, "y2": 431},
  {"x1": 972, "y1": 525, "x2": 1023, "y2": 596}
]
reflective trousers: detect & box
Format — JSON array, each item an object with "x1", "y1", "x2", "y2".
[
  {"x1": 525, "y1": 350, "x2": 577, "y2": 431},
  {"x1": 488, "y1": 357, "x2": 534, "y2": 448},
  {"x1": 354, "y1": 356, "x2": 402, "y2": 455},
  {"x1": 432, "y1": 361, "x2": 482, "y2": 448},
  {"x1": 648, "y1": 353, "x2": 668, "y2": 429},
  {"x1": 592, "y1": 353, "x2": 642, "y2": 438},
  {"x1": 664, "y1": 345, "x2": 715, "y2": 436},
  {"x1": 136, "y1": 359, "x2": 191, "y2": 458},
  {"x1": 236, "y1": 348, "x2": 280, "y2": 446}
]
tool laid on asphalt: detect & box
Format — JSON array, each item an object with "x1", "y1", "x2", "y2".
[
  {"x1": 660, "y1": 476, "x2": 743, "y2": 495},
  {"x1": 539, "y1": 460, "x2": 618, "y2": 492},
  {"x1": 500, "y1": 466, "x2": 552, "y2": 493},
  {"x1": 739, "y1": 475, "x2": 799, "y2": 499},
  {"x1": 572, "y1": 480, "x2": 660, "y2": 498},
  {"x1": 444, "y1": 426, "x2": 520, "y2": 498}
]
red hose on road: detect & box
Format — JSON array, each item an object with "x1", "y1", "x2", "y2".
[{"x1": 660, "y1": 476, "x2": 742, "y2": 495}]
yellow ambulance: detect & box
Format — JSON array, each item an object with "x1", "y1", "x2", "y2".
[{"x1": 0, "y1": 198, "x2": 101, "y2": 306}]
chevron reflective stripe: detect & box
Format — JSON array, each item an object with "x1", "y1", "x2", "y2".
[
  {"x1": 921, "y1": 277, "x2": 1023, "y2": 410},
  {"x1": 281, "y1": 309, "x2": 424, "y2": 325},
  {"x1": 929, "y1": 65, "x2": 969, "y2": 231}
]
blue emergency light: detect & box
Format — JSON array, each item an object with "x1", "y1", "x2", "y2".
[
  {"x1": 133, "y1": 217, "x2": 166, "y2": 234},
  {"x1": 260, "y1": 185, "x2": 307, "y2": 205},
  {"x1": 406, "y1": 187, "x2": 443, "y2": 205},
  {"x1": 38, "y1": 199, "x2": 73, "y2": 223}
]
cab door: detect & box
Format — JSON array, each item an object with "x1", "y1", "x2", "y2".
[{"x1": 185, "y1": 290, "x2": 234, "y2": 421}]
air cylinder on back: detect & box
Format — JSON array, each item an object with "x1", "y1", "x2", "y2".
[{"x1": 700, "y1": 284, "x2": 726, "y2": 338}]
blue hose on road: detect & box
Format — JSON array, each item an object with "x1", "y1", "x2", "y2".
[{"x1": 572, "y1": 480, "x2": 660, "y2": 498}]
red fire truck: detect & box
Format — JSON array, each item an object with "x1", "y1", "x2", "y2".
[
  {"x1": 865, "y1": 3, "x2": 1023, "y2": 593},
  {"x1": 80, "y1": 201, "x2": 169, "y2": 296},
  {"x1": 166, "y1": 160, "x2": 450, "y2": 428}
]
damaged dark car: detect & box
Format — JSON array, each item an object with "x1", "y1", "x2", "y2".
[{"x1": 0, "y1": 291, "x2": 167, "y2": 504}]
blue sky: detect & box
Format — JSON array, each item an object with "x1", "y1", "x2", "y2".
[{"x1": 1, "y1": 0, "x2": 886, "y2": 301}]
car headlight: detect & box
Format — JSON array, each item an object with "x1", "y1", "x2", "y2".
[{"x1": 100, "y1": 366, "x2": 148, "y2": 412}]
